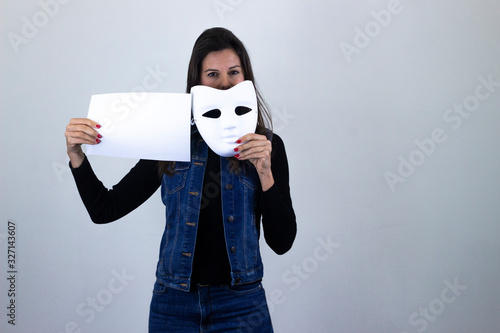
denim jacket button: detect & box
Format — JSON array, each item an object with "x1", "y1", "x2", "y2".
[
  {"x1": 230, "y1": 246, "x2": 236, "y2": 253},
  {"x1": 225, "y1": 183, "x2": 233, "y2": 190},
  {"x1": 227, "y1": 216, "x2": 235, "y2": 222}
]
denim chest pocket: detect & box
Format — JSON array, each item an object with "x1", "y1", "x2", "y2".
[
  {"x1": 163, "y1": 162, "x2": 190, "y2": 194},
  {"x1": 238, "y1": 172, "x2": 258, "y2": 191}
]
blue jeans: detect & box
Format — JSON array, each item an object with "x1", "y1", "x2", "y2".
[{"x1": 149, "y1": 281, "x2": 273, "y2": 332}]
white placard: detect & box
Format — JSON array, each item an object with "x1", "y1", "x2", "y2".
[{"x1": 86, "y1": 92, "x2": 191, "y2": 161}]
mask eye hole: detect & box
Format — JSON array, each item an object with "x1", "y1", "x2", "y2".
[
  {"x1": 235, "y1": 106, "x2": 252, "y2": 116},
  {"x1": 202, "y1": 109, "x2": 221, "y2": 119}
]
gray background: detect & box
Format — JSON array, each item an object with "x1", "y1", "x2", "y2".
[{"x1": 1, "y1": 0, "x2": 500, "y2": 332}]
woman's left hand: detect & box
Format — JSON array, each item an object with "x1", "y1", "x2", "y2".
[{"x1": 235, "y1": 133, "x2": 274, "y2": 191}]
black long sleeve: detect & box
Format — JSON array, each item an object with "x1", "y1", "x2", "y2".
[
  {"x1": 259, "y1": 134, "x2": 297, "y2": 255},
  {"x1": 70, "y1": 156, "x2": 161, "y2": 223}
]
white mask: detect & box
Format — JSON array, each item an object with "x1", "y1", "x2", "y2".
[{"x1": 191, "y1": 80, "x2": 258, "y2": 157}]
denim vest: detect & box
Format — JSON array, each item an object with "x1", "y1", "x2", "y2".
[{"x1": 156, "y1": 129, "x2": 263, "y2": 292}]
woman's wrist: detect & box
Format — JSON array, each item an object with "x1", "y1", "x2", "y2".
[
  {"x1": 259, "y1": 171, "x2": 274, "y2": 192},
  {"x1": 68, "y1": 149, "x2": 85, "y2": 169}
]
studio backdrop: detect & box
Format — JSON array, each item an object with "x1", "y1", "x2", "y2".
[{"x1": 1, "y1": 0, "x2": 500, "y2": 332}]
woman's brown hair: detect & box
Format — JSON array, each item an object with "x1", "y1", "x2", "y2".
[{"x1": 158, "y1": 27, "x2": 272, "y2": 176}]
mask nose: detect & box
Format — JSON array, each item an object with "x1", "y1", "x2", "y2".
[{"x1": 221, "y1": 107, "x2": 238, "y2": 131}]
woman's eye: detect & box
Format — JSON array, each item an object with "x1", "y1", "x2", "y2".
[
  {"x1": 230, "y1": 70, "x2": 240, "y2": 75},
  {"x1": 202, "y1": 109, "x2": 221, "y2": 118},
  {"x1": 207, "y1": 72, "x2": 217, "y2": 77},
  {"x1": 235, "y1": 106, "x2": 252, "y2": 116}
]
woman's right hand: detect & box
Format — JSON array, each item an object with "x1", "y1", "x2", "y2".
[{"x1": 65, "y1": 118, "x2": 101, "y2": 168}]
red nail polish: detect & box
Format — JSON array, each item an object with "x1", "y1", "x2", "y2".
[
  {"x1": 97, "y1": 134, "x2": 102, "y2": 138},
  {"x1": 236, "y1": 140, "x2": 241, "y2": 144},
  {"x1": 96, "y1": 139, "x2": 101, "y2": 143},
  {"x1": 96, "y1": 124, "x2": 101, "y2": 129},
  {"x1": 234, "y1": 147, "x2": 239, "y2": 152},
  {"x1": 235, "y1": 154, "x2": 240, "y2": 158}
]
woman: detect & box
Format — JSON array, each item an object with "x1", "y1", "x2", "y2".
[{"x1": 65, "y1": 27, "x2": 296, "y2": 332}]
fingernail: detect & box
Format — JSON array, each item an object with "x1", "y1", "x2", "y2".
[
  {"x1": 235, "y1": 154, "x2": 240, "y2": 158},
  {"x1": 96, "y1": 139, "x2": 101, "y2": 143},
  {"x1": 236, "y1": 140, "x2": 241, "y2": 144},
  {"x1": 96, "y1": 124, "x2": 101, "y2": 129},
  {"x1": 97, "y1": 134, "x2": 102, "y2": 138},
  {"x1": 234, "y1": 147, "x2": 239, "y2": 152}
]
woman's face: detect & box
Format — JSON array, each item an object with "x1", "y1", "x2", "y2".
[{"x1": 200, "y1": 48, "x2": 245, "y2": 90}]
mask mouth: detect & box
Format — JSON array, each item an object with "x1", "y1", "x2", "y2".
[{"x1": 222, "y1": 134, "x2": 240, "y2": 143}]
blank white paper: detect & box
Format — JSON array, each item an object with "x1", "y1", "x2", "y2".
[{"x1": 85, "y1": 92, "x2": 191, "y2": 161}]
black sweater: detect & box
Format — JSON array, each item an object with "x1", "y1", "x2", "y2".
[{"x1": 70, "y1": 134, "x2": 296, "y2": 285}]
